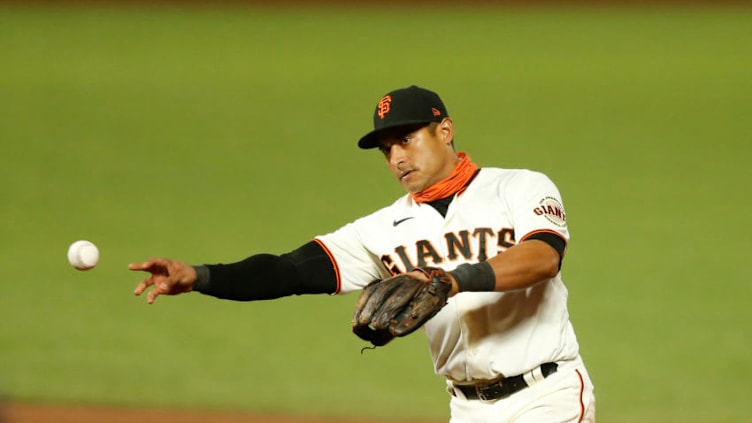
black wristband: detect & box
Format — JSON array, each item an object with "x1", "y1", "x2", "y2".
[
  {"x1": 192, "y1": 265, "x2": 211, "y2": 293},
  {"x1": 449, "y1": 261, "x2": 496, "y2": 292}
]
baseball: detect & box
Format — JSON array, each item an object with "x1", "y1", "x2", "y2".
[{"x1": 67, "y1": 240, "x2": 99, "y2": 270}]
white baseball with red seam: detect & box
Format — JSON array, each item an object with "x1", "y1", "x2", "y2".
[{"x1": 67, "y1": 240, "x2": 99, "y2": 270}]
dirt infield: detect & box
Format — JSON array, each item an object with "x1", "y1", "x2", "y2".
[{"x1": 4, "y1": 402, "x2": 434, "y2": 423}]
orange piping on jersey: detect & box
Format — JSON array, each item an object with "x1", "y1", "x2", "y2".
[
  {"x1": 312, "y1": 238, "x2": 341, "y2": 294},
  {"x1": 575, "y1": 369, "x2": 586, "y2": 423}
]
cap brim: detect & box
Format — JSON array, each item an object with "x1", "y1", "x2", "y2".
[{"x1": 357, "y1": 120, "x2": 434, "y2": 149}]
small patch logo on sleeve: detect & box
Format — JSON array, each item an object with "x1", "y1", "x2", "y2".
[{"x1": 533, "y1": 196, "x2": 567, "y2": 227}]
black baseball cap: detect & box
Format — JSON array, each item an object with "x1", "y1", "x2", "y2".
[{"x1": 358, "y1": 85, "x2": 449, "y2": 149}]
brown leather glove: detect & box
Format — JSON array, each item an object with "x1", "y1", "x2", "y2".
[{"x1": 352, "y1": 267, "x2": 452, "y2": 347}]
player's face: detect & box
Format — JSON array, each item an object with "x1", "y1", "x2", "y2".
[{"x1": 377, "y1": 119, "x2": 457, "y2": 193}]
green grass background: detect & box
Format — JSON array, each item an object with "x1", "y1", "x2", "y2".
[{"x1": 1, "y1": 3, "x2": 751, "y2": 422}]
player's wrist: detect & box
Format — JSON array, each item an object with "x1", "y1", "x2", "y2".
[
  {"x1": 192, "y1": 265, "x2": 210, "y2": 292},
  {"x1": 449, "y1": 262, "x2": 496, "y2": 292}
]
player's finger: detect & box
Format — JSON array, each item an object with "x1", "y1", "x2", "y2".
[
  {"x1": 147, "y1": 287, "x2": 161, "y2": 304},
  {"x1": 129, "y1": 257, "x2": 168, "y2": 271},
  {"x1": 128, "y1": 262, "x2": 144, "y2": 271},
  {"x1": 128, "y1": 260, "x2": 157, "y2": 272},
  {"x1": 133, "y1": 277, "x2": 154, "y2": 296},
  {"x1": 409, "y1": 268, "x2": 432, "y2": 282}
]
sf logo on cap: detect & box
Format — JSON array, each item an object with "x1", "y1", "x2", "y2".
[{"x1": 377, "y1": 95, "x2": 392, "y2": 119}]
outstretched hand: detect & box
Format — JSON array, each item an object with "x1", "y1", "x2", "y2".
[{"x1": 129, "y1": 258, "x2": 197, "y2": 304}]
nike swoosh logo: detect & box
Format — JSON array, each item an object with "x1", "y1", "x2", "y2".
[{"x1": 392, "y1": 217, "x2": 415, "y2": 227}]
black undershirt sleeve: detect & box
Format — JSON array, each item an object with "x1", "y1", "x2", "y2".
[
  {"x1": 523, "y1": 232, "x2": 567, "y2": 270},
  {"x1": 193, "y1": 241, "x2": 337, "y2": 301}
]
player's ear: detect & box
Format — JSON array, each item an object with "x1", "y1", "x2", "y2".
[{"x1": 438, "y1": 118, "x2": 454, "y2": 146}]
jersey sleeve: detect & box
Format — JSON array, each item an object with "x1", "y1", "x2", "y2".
[
  {"x1": 314, "y1": 218, "x2": 391, "y2": 295},
  {"x1": 504, "y1": 170, "x2": 570, "y2": 245}
]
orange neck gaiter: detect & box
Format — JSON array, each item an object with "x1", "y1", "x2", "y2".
[{"x1": 411, "y1": 152, "x2": 479, "y2": 204}]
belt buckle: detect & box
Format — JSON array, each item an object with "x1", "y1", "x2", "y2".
[{"x1": 476, "y1": 381, "x2": 502, "y2": 402}]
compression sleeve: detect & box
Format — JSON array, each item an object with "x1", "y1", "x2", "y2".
[
  {"x1": 521, "y1": 231, "x2": 567, "y2": 270},
  {"x1": 192, "y1": 241, "x2": 338, "y2": 301}
]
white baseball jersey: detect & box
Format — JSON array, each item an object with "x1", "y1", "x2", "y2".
[{"x1": 316, "y1": 167, "x2": 581, "y2": 382}]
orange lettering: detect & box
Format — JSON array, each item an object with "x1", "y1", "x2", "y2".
[{"x1": 377, "y1": 95, "x2": 392, "y2": 119}]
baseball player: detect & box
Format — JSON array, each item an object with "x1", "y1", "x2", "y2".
[{"x1": 131, "y1": 85, "x2": 596, "y2": 422}]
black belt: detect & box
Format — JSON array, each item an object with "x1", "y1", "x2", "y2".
[{"x1": 451, "y1": 362, "x2": 558, "y2": 401}]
